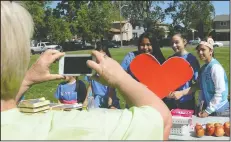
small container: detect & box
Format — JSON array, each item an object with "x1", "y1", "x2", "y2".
[{"x1": 88, "y1": 96, "x2": 95, "y2": 109}]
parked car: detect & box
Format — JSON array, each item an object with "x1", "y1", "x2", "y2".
[
  {"x1": 61, "y1": 40, "x2": 94, "y2": 51},
  {"x1": 84, "y1": 41, "x2": 94, "y2": 49},
  {"x1": 213, "y1": 41, "x2": 224, "y2": 48},
  {"x1": 97, "y1": 40, "x2": 120, "y2": 48},
  {"x1": 188, "y1": 37, "x2": 201, "y2": 45},
  {"x1": 31, "y1": 42, "x2": 62, "y2": 54},
  {"x1": 61, "y1": 41, "x2": 84, "y2": 51},
  {"x1": 188, "y1": 39, "x2": 200, "y2": 45}
]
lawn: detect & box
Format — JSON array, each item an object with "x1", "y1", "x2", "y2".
[{"x1": 25, "y1": 46, "x2": 230, "y2": 108}]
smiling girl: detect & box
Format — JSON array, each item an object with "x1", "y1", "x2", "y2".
[{"x1": 164, "y1": 33, "x2": 200, "y2": 111}]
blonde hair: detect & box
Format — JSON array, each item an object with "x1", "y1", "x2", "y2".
[{"x1": 1, "y1": 1, "x2": 34, "y2": 100}]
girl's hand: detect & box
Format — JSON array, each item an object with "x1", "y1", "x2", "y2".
[
  {"x1": 198, "y1": 111, "x2": 209, "y2": 118},
  {"x1": 170, "y1": 91, "x2": 184, "y2": 100}
]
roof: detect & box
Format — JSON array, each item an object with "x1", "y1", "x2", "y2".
[
  {"x1": 112, "y1": 21, "x2": 128, "y2": 24},
  {"x1": 215, "y1": 29, "x2": 230, "y2": 33},
  {"x1": 109, "y1": 28, "x2": 121, "y2": 33},
  {"x1": 213, "y1": 15, "x2": 230, "y2": 21}
]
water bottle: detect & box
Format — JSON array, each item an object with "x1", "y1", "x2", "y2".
[{"x1": 87, "y1": 96, "x2": 95, "y2": 110}]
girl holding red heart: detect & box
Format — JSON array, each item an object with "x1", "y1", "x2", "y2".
[
  {"x1": 170, "y1": 39, "x2": 229, "y2": 117},
  {"x1": 164, "y1": 33, "x2": 200, "y2": 111},
  {"x1": 121, "y1": 32, "x2": 166, "y2": 108}
]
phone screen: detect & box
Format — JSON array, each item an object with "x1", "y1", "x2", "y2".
[{"x1": 63, "y1": 56, "x2": 92, "y2": 74}]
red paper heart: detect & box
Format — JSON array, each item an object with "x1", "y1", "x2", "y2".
[{"x1": 130, "y1": 53, "x2": 193, "y2": 99}]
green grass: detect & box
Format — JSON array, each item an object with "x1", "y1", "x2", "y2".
[{"x1": 25, "y1": 47, "x2": 230, "y2": 108}]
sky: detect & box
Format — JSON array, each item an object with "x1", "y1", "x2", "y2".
[{"x1": 50, "y1": 1, "x2": 230, "y2": 24}]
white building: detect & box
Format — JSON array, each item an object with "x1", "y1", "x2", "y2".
[
  {"x1": 109, "y1": 21, "x2": 133, "y2": 41},
  {"x1": 132, "y1": 26, "x2": 145, "y2": 39}
]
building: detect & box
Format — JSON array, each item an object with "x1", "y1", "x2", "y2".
[
  {"x1": 132, "y1": 26, "x2": 145, "y2": 39},
  {"x1": 213, "y1": 14, "x2": 230, "y2": 41},
  {"x1": 156, "y1": 22, "x2": 170, "y2": 38},
  {"x1": 109, "y1": 21, "x2": 133, "y2": 41},
  {"x1": 132, "y1": 20, "x2": 170, "y2": 39}
]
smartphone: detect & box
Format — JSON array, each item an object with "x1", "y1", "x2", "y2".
[{"x1": 59, "y1": 54, "x2": 94, "y2": 76}]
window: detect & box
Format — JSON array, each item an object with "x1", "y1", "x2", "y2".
[
  {"x1": 133, "y1": 33, "x2": 137, "y2": 38},
  {"x1": 44, "y1": 42, "x2": 52, "y2": 46},
  {"x1": 41, "y1": 43, "x2": 46, "y2": 47},
  {"x1": 220, "y1": 21, "x2": 227, "y2": 26}
]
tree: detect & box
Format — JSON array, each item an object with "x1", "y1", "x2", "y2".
[
  {"x1": 117, "y1": 1, "x2": 165, "y2": 31},
  {"x1": 165, "y1": 1, "x2": 215, "y2": 39},
  {"x1": 76, "y1": 1, "x2": 117, "y2": 47},
  {"x1": 44, "y1": 8, "x2": 72, "y2": 44},
  {"x1": 53, "y1": 1, "x2": 90, "y2": 36},
  {"x1": 23, "y1": 1, "x2": 47, "y2": 40}
]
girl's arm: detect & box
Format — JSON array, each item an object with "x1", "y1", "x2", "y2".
[
  {"x1": 83, "y1": 81, "x2": 92, "y2": 107},
  {"x1": 54, "y1": 84, "x2": 62, "y2": 103},
  {"x1": 107, "y1": 87, "x2": 117, "y2": 108},
  {"x1": 169, "y1": 82, "x2": 199, "y2": 100}
]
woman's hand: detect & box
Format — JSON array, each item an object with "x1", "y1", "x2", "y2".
[
  {"x1": 87, "y1": 50, "x2": 128, "y2": 88},
  {"x1": 24, "y1": 50, "x2": 65, "y2": 86}
]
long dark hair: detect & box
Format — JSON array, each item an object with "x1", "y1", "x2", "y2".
[
  {"x1": 95, "y1": 44, "x2": 112, "y2": 57},
  {"x1": 138, "y1": 32, "x2": 166, "y2": 64}
]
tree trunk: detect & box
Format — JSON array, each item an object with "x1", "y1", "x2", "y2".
[
  {"x1": 94, "y1": 39, "x2": 97, "y2": 49},
  {"x1": 82, "y1": 35, "x2": 85, "y2": 48},
  {"x1": 198, "y1": 19, "x2": 204, "y2": 40},
  {"x1": 101, "y1": 37, "x2": 103, "y2": 43}
]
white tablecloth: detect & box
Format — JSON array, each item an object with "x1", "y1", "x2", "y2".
[{"x1": 169, "y1": 115, "x2": 230, "y2": 140}]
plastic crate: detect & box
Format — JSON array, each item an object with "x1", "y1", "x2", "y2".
[
  {"x1": 172, "y1": 116, "x2": 192, "y2": 125},
  {"x1": 171, "y1": 125, "x2": 192, "y2": 136},
  {"x1": 170, "y1": 109, "x2": 194, "y2": 136}
]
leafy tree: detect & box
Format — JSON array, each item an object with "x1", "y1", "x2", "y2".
[
  {"x1": 117, "y1": 1, "x2": 165, "y2": 31},
  {"x1": 75, "y1": 1, "x2": 116, "y2": 46},
  {"x1": 165, "y1": 1, "x2": 215, "y2": 39},
  {"x1": 53, "y1": 1, "x2": 90, "y2": 36},
  {"x1": 89, "y1": 1, "x2": 117, "y2": 46},
  {"x1": 23, "y1": 1, "x2": 47, "y2": 40},
  {"x1": 44, "y1": 8, "x2": 72, "y2": 44}
]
